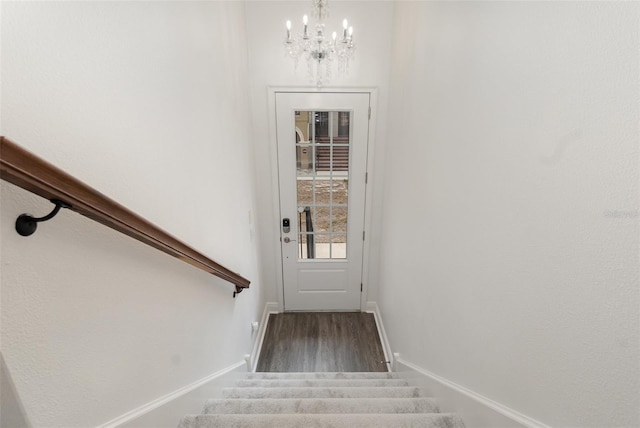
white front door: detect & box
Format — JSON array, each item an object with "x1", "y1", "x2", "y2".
[{"x1": 276, "y1": 91, "x2": 370, "y2": 311}]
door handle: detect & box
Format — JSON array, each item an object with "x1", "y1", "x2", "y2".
[{"x1": 283, "y1": 237, "x2": 297, "y2": 243}]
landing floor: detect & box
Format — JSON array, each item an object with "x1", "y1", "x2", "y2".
[{"x1": 256, "y1": 312, "x2": 388, "y2": 372}]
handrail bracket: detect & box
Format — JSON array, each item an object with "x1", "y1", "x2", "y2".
[
  {"x1": 16, "y1": 199, "x2": 72, "y2": 237},
  {"x1": 233, "y1": 285, "x2": 244, "y2": 298}
]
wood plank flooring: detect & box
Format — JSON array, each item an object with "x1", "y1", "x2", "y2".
[{"x1": 256, "y1": 312, "x2": 388, "y2": 372}]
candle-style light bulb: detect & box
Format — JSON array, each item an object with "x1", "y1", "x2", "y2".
[
  {"x1": 286, "y1": 20, "x2": 292, "y2": 41},
  {"x1": 332, "y1": 31, "x2": 337, "y2": 46},
  {"x1": 348, "y1": 26, "x2": 353, "y2": 42},
  {"x1": 342, "y1": 19, "x2": 348, "y2": 40},
  {"x1": 303, "y1": 15, "x2": 308, "y2": 38}
]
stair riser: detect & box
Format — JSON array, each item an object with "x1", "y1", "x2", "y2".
[
  {"x1": 179, "y1": 413, "x2": 465, "y2": 428},
  {"x1": 222, "y1": 386, "x2": 424, "y2": 399},
  {"x1": 235, "y1": 379, "x2": 409, "y2": 388},
  {"x1": 203, "y1": 397, "x2": 440, "y2": 414}
]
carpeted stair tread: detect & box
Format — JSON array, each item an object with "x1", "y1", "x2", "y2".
[
  {"x1": 222, "y1": 386, "x2": 424, "y2": 399},
  {"x1": 203, "y1": 397, "x2": 440, "y2": 414},
  {"x1": 179, "y1": 412, "x2": 465, "y2": 428},
  {"x1": 246, "y1": 372, "x2": 399, "y2": 380},
  {"x1": 235, "y1": 378, "x2": 409, "y2": 388}
]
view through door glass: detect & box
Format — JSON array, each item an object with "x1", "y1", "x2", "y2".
[{"x1": 296, "y1": 111, "x2": 350, "y2": 259}]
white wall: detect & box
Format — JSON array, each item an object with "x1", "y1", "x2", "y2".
[
  {"x1": 1, "y1": 2, "x2": 264, "y2": 426},
  {"x1": 378, "y1": 2, "x2": 639, "y2": 427},
  {"x1": 244, "y1": 0, "x2": 394, "y2": 306}
]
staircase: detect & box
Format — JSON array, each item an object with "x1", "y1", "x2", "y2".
[
  {"x1": 315, "y1": 146, "x2": 349, "y2": 172},
  {"x1": 178, "y1": 372, "x2": 466, "y2": 428}
]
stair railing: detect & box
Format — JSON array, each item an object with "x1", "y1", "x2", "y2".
[
  {"x1": 0, "y1": 137, "x2": 250, "y2": 297},
  {"x1": 302, "y1": 206, "x2": 315, "y2": 259}
]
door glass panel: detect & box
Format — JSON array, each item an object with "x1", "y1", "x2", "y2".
[
  {"x1": 315, "y1": 206, "x2": 330, "y2": 233},
  {"x1": 331, "y1": 234, "x2": 347, "y2": 259},
  {"x1": 314, "y1": 181, "x2": 331, "y2": 205},
  {"x1": 295, "y1": 110, "x2": 350, "y2": 259},
  {"x1": 315, "y1": 234, "x2": 331, "y2": 259},
  {"x1": 332, "y1": 206, "x2": 348, "y2": 233},
  {"x1": 297, "y1": 180, "x2": 312, "y2": 205}
]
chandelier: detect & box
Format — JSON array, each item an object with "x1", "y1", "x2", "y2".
[{"x1": 283, "y1": 0, "x2": 355, "y2": 87}]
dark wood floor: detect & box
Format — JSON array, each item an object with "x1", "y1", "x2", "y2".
[{"x1": 256, "y1": 312, "x2": 388, "y2": 372}]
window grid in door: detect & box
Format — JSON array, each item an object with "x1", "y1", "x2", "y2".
[{"x1": 295, "y1": 110, "x2": 350, "y2": 259}]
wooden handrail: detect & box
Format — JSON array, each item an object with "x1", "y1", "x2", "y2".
[{"x1": 0, "y1": 137, "x2": 250, "y2": 293}]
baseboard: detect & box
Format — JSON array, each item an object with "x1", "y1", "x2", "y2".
[
  {"x1": 364, "y1": 301, "x2": 393, "y2": 370},
  {"x1": 99, "y1": 360, "x2": 246, "y2": 428},
  {"x1": 364, "y1": 302, "x2": 547, "y2": 427},
  {"x1": 396, "y1": 358, "x2": 550, "y2": 428},
  {"x1": 101, "y1": 302, "x2": 280, "y2": 427},
  {"x1": 250, "y1": 301, "x2": 279, "y2": 372}
]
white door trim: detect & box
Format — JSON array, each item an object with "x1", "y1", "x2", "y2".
[{"x1": 267, "y1": 87, "x2": 378, "y2": 312}]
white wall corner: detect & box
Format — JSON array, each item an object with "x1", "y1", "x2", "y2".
[
  {"x1": 365, "y1": 301, "x2": 393, "y2": 370},
  {"x1": 396, "y1": 358, "x2": 551, "y2": 428},
  {"x1": 249, "y1": 302, "x2": 279, "y2": 372},
  {"x1": 90, "y1": 293, "x2": 278, "y2": 426},
  {"x1": 99, "y1": 360, "x2": 246, "y2": 428}
]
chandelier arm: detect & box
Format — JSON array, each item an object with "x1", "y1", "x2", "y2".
[{"x1": 283, "y1": 0, "x2": 355, "y2": 87}]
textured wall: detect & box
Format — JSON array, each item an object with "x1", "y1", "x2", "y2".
[
  {"x1": 378, "y1": 2, "x2": 639, "y2": 426},
  {"x1": 1, "y1": 2, "x2": 264, "y2": 426}
]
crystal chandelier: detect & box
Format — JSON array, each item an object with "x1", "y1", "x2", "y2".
[{"x1": 283, "y1": 0, "x2": 355, "y2": 87}]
